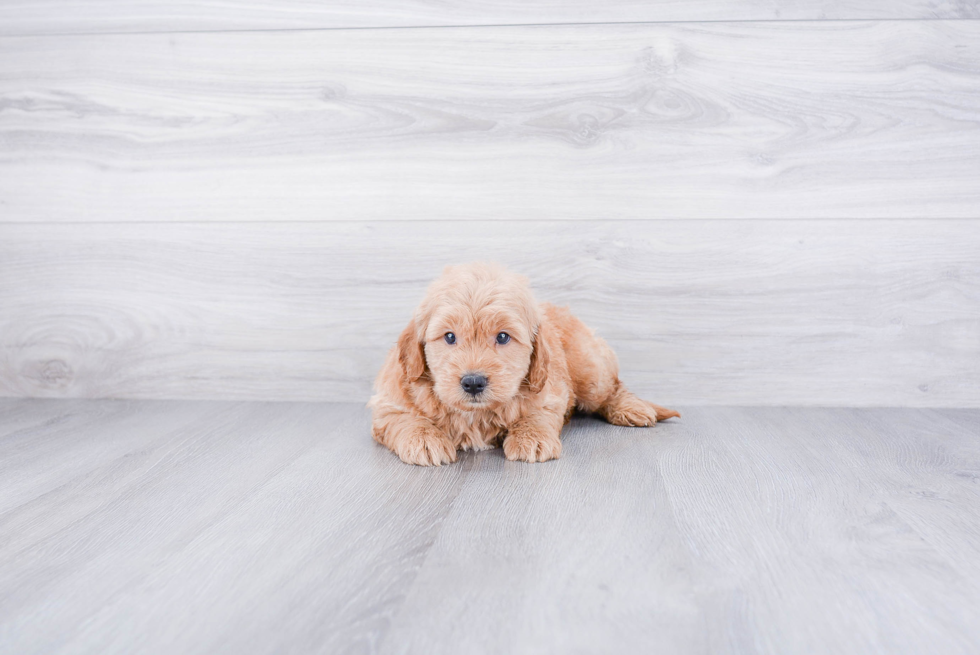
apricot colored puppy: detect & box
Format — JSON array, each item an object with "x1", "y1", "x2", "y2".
[{"x1": 369, "y1": 263, "x2": 679, "y2": 466}]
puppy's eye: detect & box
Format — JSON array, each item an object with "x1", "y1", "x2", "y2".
[
  {"x1": 496, "y1": 332, "x2": 511, "y2": 345},
  {"x1": 444, "y1": 332, "x2": 456, "y2": 345}
]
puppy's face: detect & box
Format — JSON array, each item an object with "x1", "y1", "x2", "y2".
[
  {"x1": 405, "y1": 264, "x2": 543, "y2": 411},
  {"x1": 424, "y1": 304, "x2": 533, "y2": 410}
]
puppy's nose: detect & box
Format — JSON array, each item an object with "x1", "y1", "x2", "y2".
[{"x1": 460, "y1": 373, "x2": 488, "y2": 396}]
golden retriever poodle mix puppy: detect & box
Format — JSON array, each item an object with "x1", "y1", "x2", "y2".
[{"x1": 369, "y1": 262, "x2": 679, "y2": 466}]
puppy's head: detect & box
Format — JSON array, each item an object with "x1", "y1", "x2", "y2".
[{"x1": 398, "y1": 262, "x2": 548, "y2": 411}]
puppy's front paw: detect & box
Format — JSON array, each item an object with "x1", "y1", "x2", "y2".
[
  {"x1": 503, "y1": 428, "x2": 561, "y2": 463},
  {"x1": 394, "y1": 426, "x2": 457, "y2": 467}
]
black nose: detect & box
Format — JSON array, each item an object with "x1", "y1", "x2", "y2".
[{"x1": 460, "y1": 374, "x2": 488, "y2": 396}]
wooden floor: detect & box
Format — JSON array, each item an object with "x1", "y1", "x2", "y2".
[{"x1": 1, "y1": 400, "x2": 978, "y2": 654}]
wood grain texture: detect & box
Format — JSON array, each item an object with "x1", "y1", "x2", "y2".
[
  {"x1": 385, "y1": 406, "x2": 980, "y2": 654},
  {"x1": 0, "y1": 1, "x2": 977, "y2": 36},
  {"x1": 2, "y1": 21, "x2": 979, "y2": 222},
  {"x1": 1, "y1": 219, "x2": 978, "y2": 406},
  {"x1": 0, "y1": 400, "x2": 469, "y2": 654},
  {"x1": 1, "y1": 400, "x2": 979, "y2": 654}
]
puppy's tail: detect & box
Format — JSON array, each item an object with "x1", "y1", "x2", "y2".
[{"x1": 651, "y1": 403, "x2": 681, "y2": 421}]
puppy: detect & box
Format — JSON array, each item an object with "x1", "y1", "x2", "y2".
[{"x1": 369, "y1": 263, "x2": 679, "y2": 466}]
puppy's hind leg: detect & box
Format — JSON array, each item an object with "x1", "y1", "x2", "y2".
[
  {"x1": 544, "y1": 302, "x2": 679, "y2": 427},
  {"x1": 598, "y1": 383, "x2": 680, "y2": 427}
]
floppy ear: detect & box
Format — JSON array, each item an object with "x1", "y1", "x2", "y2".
[
  {"x1": 526, "y1": 324, "x2": 552, "y2": 394},
  {"x1": 397, "y1": 318, "x2": 426, "y2": 382}
]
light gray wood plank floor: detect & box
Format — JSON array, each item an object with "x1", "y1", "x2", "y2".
[{"x1": 1, "y1": 400, "x2": 978, "y2": 654}]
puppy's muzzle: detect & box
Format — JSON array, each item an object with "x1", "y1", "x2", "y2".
[{"x1": 460, "y1": 373, "x2": 488, "y2": 397}]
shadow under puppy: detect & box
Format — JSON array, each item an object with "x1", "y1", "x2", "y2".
[{"x1": 370, "y1": 262, "x2": 679, "y2": 466}]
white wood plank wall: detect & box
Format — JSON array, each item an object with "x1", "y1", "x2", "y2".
[
  {"x1": 2, "y1": 23, "x2": 979, "y2": 222},
  {"x1": 0, "y1": 1, "x2": 977, "y2": 35},
  {"x1": 1, "y1": 3, "x2": 978, "y2": 406},
  {"x1": 1, "y1": 221, "x2": 977, "y2": 406}
]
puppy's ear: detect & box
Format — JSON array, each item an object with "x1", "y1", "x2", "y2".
[
  {"x1": 526, "y1": 324, "x2": 552, "y2": 393},
  {"x1": 397, "y1": 319, "x2": 426, "y2": 382}
]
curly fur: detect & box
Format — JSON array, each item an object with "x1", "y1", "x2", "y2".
[{"x1": 369, "y1": 262, "x2": 679, "y2": 466}]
